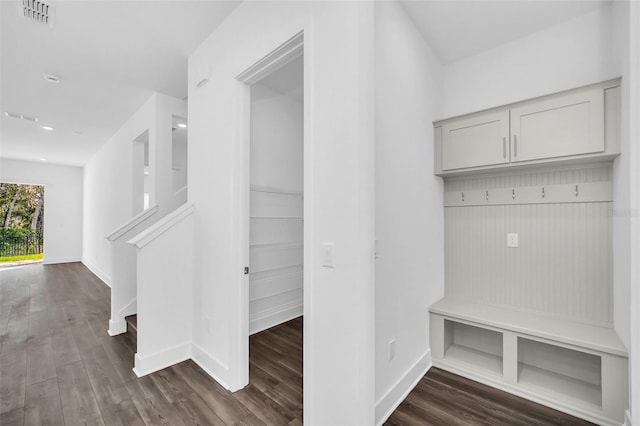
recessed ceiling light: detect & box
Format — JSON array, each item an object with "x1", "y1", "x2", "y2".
[
  {"x1": 178, "y1": 123, "x2": 187, "y2": 128},
  {"x1": 42, "y1": 73, "x2": 60, "y2": 84},
  {"x1": 39, "y1": 125, "x2": 54, "y2": 131},
  {"x1": 39, "y1": 158, "x2": 48, "y2": 162}
]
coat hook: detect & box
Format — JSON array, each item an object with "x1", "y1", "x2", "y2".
[
  {"x1": 541, "y1": 187, "x2": 545, "y2": 198},
  {"x1": 512, "y1": 188, "x2": 516, "y2": 200},
  {"x1": 461, "y1": 192, "x2": 465, "y2": 202},
  {"x1": 486, "y1": 190, "x2": 489, "y2": 201},
  {"x1": 575, "y1": 184, "x2": 579, "y2": 197}
]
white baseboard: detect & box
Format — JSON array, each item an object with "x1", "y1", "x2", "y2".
[
  {"x1": 434, "y1": 359, "x2": 620, "y2": 426},
  {"x1": 81, "y1": 258, "x2": 112, "y2": 287},
  {"x1": 375, "y1": 349, "x2": 432, "y2": 426},
  {"x1": 624, "y1": 410, "x2": 632, "y2": 426},
  {"x1": 43, "y1": 256, "x2": 81, "y2": 265},
  {"x1": 108, "y1": 319, "x2": 127, "y2": 336},
  {"x1": 249, "y1": 302, "x2": 303, "y2": 335},
  {"x1": 191, "y1": 342, "x2": 233, "y2": 390},
  {"x1": 133, "y1": 341, "x2": 191, "y2": 377},
  {"x1": 119, "y1": 298, "x2": 137, "y2": 319}
]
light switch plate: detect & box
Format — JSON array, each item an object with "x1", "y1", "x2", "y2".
[{"x1": 507, "y1": 233, "x2": 519, "y2": 248}]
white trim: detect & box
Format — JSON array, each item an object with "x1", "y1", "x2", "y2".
[
  {"x1": 235, "y1": 30, "x2": 306, "y2": 394},
  {"x1": 624, "y1": 410, "x2": 632, "y2": 426},
  {"x1": 42, "y1": 256, "x2": 82, "y2": 265},
  {"x1": 119, "y1": 297, "x2": 137, "y2": 320},
  {"x1": 249, "y1": 303, "x2": 302, "y2": 335},
  {"x1": 128, "y1": 203, "x2": 194, "y2": 249},
  {"x1": 132, "y1": 341, "x2": 191, "y2": 377},
  {"x1": 444, "y1": 181, "x2": 613, "y2": 207},
  {"x1": 375, "y1": 350, "x2": 432, "y2": 426},
  {"x1": 191, "y1": 343, "x2": 233, "y2": 390},
  {"x1": 109, "y1": 297, "x2": 137, "y2": 336},
  {"x1": 236, "y1": 31, "x2": 303, "y2": 85},
  {"x1": 106, "y1": 205, "x2": 159, "y2": 242},
  {"x1": 81, "y1": 258, "x2": 112, "y2": 287},
  {"x1": 250, "y1": 184, "x2": 303, "y2": 196},
  {"x1": 434, "y1": 359, "x2": 620, "y2": 426},
  {"x1": 108, "y1": 319, "x2": 127, "y2": 336}
]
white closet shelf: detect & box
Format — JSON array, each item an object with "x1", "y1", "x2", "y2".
[
  {"x1": 445, "y1": 344, "x2": 503, "y2": 377},
  {"x1": 250, "y1": 216, "x2": 303, "y2": 220},
  {"x1": 517, "y1": 364, "x2": 601, "y2": 409},
  {"x1": 249, "y1": 242, "x2": 303, "y2": 249},
  {"x1": 430, "y1": 298, "x2": 626, "y2": 356},
  {"x1": 250, "y1": 184, "x2": 303, "y2": 196}
]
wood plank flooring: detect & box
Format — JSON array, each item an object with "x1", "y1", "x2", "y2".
[
  {"x1": 0, "y1": 262, "x2": 593, "y2": 425},
  {"x1": 0, "y1": 263, "x2": 301, "y2": 426},
  {"x1": 386, "y1": 368, "x2": 594, "y2": 426}
]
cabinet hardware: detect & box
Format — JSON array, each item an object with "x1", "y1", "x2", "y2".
[
  {"x1": 541, "y1": 187, "x2": 545, "y2": 198},
  {"x1": 512, "y1": 189, "x2": 516, "y2": 200},
  {"x1": 513, "y1": 135, "x2": 518, "y2": 157},
  {"x1": 575, "y1": 185, "x2": 579, "y2": 197},
  {"x1": 461, "y1": 192, "x2": 464, "y2": 202},
  {"x1": 244, "y1": 266, "x2": 249, "y2": 275},
  {"x1": 486, "y1": 190, "x2": 489, "y2": 201}
]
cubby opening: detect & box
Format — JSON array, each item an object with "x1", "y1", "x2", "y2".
[
  {"x1": 444, "y1": 320, "x2": 503, "y2": 377},
  {"x1": 517, "y1": 338, "x2": 602, "y2": 408}
]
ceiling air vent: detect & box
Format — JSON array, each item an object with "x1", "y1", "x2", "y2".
[
  {"x1": 17, "y1": 0, "x2": 55, "y2": 28},
  {"x1": 4, "y1": 111, "x2": 38, "y2": 122}
]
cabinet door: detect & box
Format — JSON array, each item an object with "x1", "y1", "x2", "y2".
[
  {"x1": 510, "y1": 88, "x2": 604, "y2": 163},
  {"x1": 441, "y1": 110, "x2": 510, "y2": 171}
]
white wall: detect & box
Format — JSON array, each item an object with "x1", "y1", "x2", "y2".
[
  {"x1": 130, "y1": 205, "x2": 194, "y2": 377},
  {"x1": 441, "y1": 5, "x2": 618, "y2": 119},
  {"x1": 82, "y1": 93, "x2": 186, "y2": 285},
  {"x1": 618, "y1": 1, "x2": 640, "y2": 423},
  {"x1": 189, "y1": 2, "x2": 375, "y2": 424},
  {"x1": 1, "y1": 159, "x2": 83, "y2": 264},
  {"x1": 374, "y1": 2, "x2": 444, "y2": 423},
  {"x1": 249, "y1": 83, "x2": 303, "y2": 334},
  {"x1": 611, "y1": 0, "x2": 632, "y2": 359}
]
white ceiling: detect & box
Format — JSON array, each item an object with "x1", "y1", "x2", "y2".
[
  {"x1": 399, "y1": 0, "x2": 609, "y2": 64},
  {"x1": 1, "y1": 0, "x2": 611, "y2": 167},
  {"x1": 1, "y1": 0, "x2": 240, "y2": 166}
]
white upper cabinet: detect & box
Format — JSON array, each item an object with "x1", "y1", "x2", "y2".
[
  {"x1": 510, "y1": 88, "x2": 604, "y2": 163},
  {"x1": 442, "y1": 110, "x2": 509, "y2": 171},
  {"x1": 434, "y1": 79, "x2": 620, "y2": 176}
]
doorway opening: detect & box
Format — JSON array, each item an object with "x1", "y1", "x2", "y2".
[
  {"x1": 0, "y1": 183, "x2": 44, "y2": 268},
  {"x1": 243, "y1": 39, "x2": 304, "y2": 415},
  {"x1": 171, "y1": 115, "x2": 188, "y2": 197},
  {"x1": 132, "y1": 130, "x2": 150, "y2": 215}
]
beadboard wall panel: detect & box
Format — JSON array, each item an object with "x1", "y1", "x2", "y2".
[{"x1": 444, "y1": 165, "x2": 613, "y2": 326}]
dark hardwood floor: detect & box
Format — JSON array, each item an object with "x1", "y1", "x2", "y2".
[
  {"x1": 386, "y1": 368, "x2": 594, "y2": 426},
  {"x1": 0, "y1": 263, "x2": 302, "y2": 426},
  {"x1": 0, "y1": 262, "x2": 592, "y2": 425}
]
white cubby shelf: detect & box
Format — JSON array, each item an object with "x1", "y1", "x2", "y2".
[{"x1": 429, "y1": 298, "x2": 628, "y2": 426}]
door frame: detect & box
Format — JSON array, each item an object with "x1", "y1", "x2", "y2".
[{"x1": 235, "y1": 31, "x2": 307, "y2": 389}]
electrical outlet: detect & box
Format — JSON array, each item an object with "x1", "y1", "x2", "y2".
[
  {"x1": 507, "y1": 233, "x2": 519, "y2": 248},
  {"x1": 389, "y1": 339, "x2": 396, "y2": 361}
]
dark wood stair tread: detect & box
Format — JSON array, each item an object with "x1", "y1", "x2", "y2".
[{"x1": 124, "y1": 314, "x2": 137, "y2": 344}]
